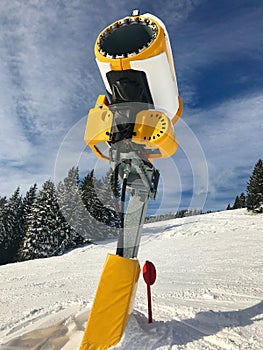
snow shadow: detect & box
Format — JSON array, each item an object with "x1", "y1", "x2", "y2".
[
  {"x1": 0, "y1": 310, "x2": 89, "y2": 350},
  {"x1": 0, "y1": 322, "x2": 69, "y2": 350},
  {"x1": 134, "y1": 300, "x2": 263, "y2": 347}
]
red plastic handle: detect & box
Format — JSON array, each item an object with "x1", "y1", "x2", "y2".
[{"x1": 143, "y1": 261, "x2": 157, "y2": 323}]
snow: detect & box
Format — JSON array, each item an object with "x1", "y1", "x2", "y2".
[{"x1": 0, "y1": 209, "x2": 262, "y2": 349}]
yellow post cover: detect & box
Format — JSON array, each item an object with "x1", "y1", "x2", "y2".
[{"x1": 79, "y1": 254, "x2": 140, "y2": 350}]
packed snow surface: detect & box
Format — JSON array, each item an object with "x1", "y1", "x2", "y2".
[{"x1": 0, "y1": 209, "x2": 262, "y2": 349}]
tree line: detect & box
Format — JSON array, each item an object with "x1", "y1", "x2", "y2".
[
  {"x1": 227, "y1": 159, "x2": 263, "y2": 213},
  {"x1": 145, "y1": 209, "x2": 203, "y2": 223},
  {"x1": 0, "y1": 167, "x2": 120, "y2": 265},
  {"x1": 1, "y1": 159, "x2": 261, "y2": 265}
]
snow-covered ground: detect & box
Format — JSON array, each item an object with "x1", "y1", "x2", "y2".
[{"x1": 0, "y1": 209, "x2": 262, "y2": 349}]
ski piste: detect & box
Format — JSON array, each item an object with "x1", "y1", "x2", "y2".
[{"x1": 80, "y1": 9, "x2": 183, "y2": 350}]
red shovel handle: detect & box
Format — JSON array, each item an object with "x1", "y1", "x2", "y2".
[{"x1": 143, "y1": 261, "x2": 156, "y2": 323}]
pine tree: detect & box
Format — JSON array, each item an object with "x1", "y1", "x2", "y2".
[
  {"x1": 0, "y1": 188, "x2": 23, "y2": 264},
  {"x1": 56, "y1": 167, "x2": 90, "y2": 247},
  {"x1": 16, "y1": 184, "x2": 38, "y2": 261},
  {"x1": 233, "y1": 195, "x2": 241, "y2": 209},
  {"x1": 22, "y1": 184, "x2": 37, "y2": 231},
  {"x1": 98, "y1": 169, "x2": 121, "y2": 231},
  {"x1": 239, "y1": 192, "x2": 246, "y2": 208},
  {"x1": 0, "y1": 196, "x2": 7, "y2": 208},
  {"x1": 231, "y1": 192, "x2": 247, "y2": 210},
  {"x1": 21, "y1": 180, "x2": 70, "y2": 260},
  {"x1": 0, "y1": 197, "x2": 8, "y2": 265},
  {"x1": 247, "y1": 159, "x2": 263, "y2": 213},
  {"x1": 81, "y1": 170, "x2": 119, "y2": 240},
  {"x1": 81, "y1": 170, "x2": 104, "y2": 240}
]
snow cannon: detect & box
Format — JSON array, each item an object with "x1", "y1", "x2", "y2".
[
  {"x1": 80, "y1": 10, "x2": 183, "y2": 350},
  {"x1": 84, "y1": 10, "x2": 183, "y2": 161}
]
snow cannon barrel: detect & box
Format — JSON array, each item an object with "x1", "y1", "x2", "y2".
[
  {"x1": 84, "y1": 12, "x2": 183, "y2": 160},
  {"x1": 95, "y1": 13, "x2": 183, "y2": 124}
]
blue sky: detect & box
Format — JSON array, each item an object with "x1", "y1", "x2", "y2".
[{"x1": 0, "y1": 0, "x2": 262, "y2": 214}]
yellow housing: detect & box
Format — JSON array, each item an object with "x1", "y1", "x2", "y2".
[
  {"x1": 84, "y1": 95, "x2": 179, "y2": 160},
  {"x1": 132, "y1": 109, "x2": 178, "y2": 158},
  {"x1": 94, "y1": 13, "x2": 183, "y2": 123}
]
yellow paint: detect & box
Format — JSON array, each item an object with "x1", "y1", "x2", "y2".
[
  {"x1": 132, "y1": 109, "x2": 178, "y2": 158},
  {"x1": 172, "y1": 96, "x2": 183, "y2": 125},
  {"x1": 84, "y1": 95, "x2": 112, "y2": 160},
  {"x1": 79, "y1": 254, "x2": 140, "y2": 350}
]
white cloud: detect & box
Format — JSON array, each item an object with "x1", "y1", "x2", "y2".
[
  {"x1": 184, "y1": 93, "x2": 263, "y2": 208},
  {"x1": 191, "y1": 93, "x2": 263, "y2": 158},
  {"x1": 0, "y1": 60, "x2": 31, "y2": 164},
  {"x1": 0, "y1": 0, "x2": 104, "y2": 196}
]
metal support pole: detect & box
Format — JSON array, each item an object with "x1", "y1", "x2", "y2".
[{"x1": 120, "y1": 191, "x2": 149, "y2": 258}]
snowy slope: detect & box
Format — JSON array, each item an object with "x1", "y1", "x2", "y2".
[{"x1": 0, "y1": 209, "x2": 262, "y2": 350}]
